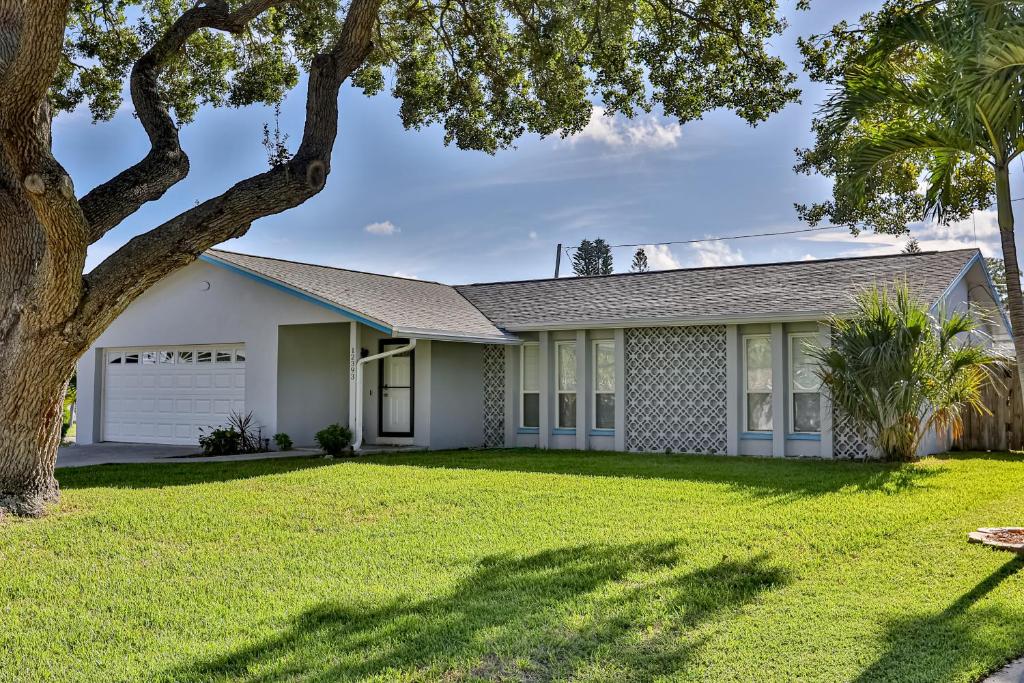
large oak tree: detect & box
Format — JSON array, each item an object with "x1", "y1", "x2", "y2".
[{"x1": 0, "y1": 0, "x2": 800, "y2": 516}]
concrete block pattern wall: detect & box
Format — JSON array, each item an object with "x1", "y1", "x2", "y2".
[
  {"x1": 482, "y1": 344, "x2": 506, "y2": 447},
  {"x1": 833, "y1": 406, "x2": 871, "y2": 459},
  {"x1": 624, "y1": 325, "x2": 728, "y2": 454}
]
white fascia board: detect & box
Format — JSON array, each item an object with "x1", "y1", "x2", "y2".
[
  {"x1": 503, "y1": 311, "x2": 828, "y2": 332},
  {"x1": 391, "y1": 327, "x2": 522, "y2": 344}
]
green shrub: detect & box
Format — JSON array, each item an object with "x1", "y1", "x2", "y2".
[
  {"x1": 273, "y1": 433, "x2": 294, "y2": 451},
  {"x1": 315, "y1": 424, "x2": 352, "y2": 456},
  {"x1": 814, "y1": 280, "x2": 1000, "y2": 461},
  {"x1": 198, "y1": 427, "x2": 241, "y2": 456},
  {"x1": 199, "y1": 411, "x2": 269, "y2": 455}
]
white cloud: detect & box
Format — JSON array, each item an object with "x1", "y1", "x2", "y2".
[
  {"x1": 800, "y1": 254, "x2": 818, "y2": 261},
  {"x1": 690, "y1": 241, "x2": 745, "y2": 267},
  {"x1": 568, "y1": 106, "x2": 681, "y2": 152},
  {"x1": 364, "y1": 220, "x2": 399, "y2": 236},
  {"x1": 633, "y1": 241, "x2": 745, "y2": 271},
  {"x1": 390, "y1": 271, "x2": 419, "y2": 279},
  {"x1": 799, "y1": 210, "x2": 1001, "y2": 258},
  {"x1": 637, "y1": 245, "x2": 683, "y2": 270},
  {"x1": 529, "y1": 230, "x2": 539, "y2": 240}
]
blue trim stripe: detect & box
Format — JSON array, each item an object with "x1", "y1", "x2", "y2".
[
  {"x1": 590, "y1": 428, "x2": 615, "y2": 437},
  {"x1": 741, "y1": 432, "x2": 773, "y2": 441},
  {"x1": 199, "y1": 255, "x2": 392, "y2": 334},
  {"x1": 786, "y1": 433, "x2": 821, "y2": 441},
  {"x1": 517, "y1": 427, "x2": 540, "y2": 435},
  {"x1": 551, "y1": 427, "x2": 576, "y2": 436}
]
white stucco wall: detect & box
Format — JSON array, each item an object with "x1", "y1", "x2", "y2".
[
  {"x1": 277, "y1": 323, "x2": 350, "y2": 447},
  {"x1": 76, "y1": 260, "x2": 350, "y2": 444},
  {"x1": 430, "y1": 342, "x2": 486, "y2": 450}
]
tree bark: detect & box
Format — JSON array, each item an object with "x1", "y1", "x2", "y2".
[
  {"x1": 994, "y1": 162, "x2": 1024, "y2": 401},
  {"x1": 0, "y1": 113, "x2": 84, "y2": 516}
]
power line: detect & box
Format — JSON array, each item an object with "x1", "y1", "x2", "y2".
[{"x1": 563, "y1": 224, "x2": 847, "y2": 254}]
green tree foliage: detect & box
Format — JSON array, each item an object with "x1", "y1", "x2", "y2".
[
  {"x1": 814, "y1": 281, "x2": 999, "y2": 461},
  {"x1": 572, "y1": 238, "x2": 614, "y2": 276},
  {"x1": 57, "y1": 0, "x2": 802, "y2": 153},
  {"x1": 986, "y1": 257, "x2": 1008, "y2": 303},
  {"x1": 631, "y1": 247, "x2": 650, "y2": 272},
  {"x1": 796, "y1": 0, "x2": 1024, "y2": 398}
]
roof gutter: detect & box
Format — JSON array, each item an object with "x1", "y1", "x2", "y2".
[
  {"x1": 351, "y1": 338, "x2": 417, "y2": 452},
  {"x1": 501, "y1": 311, "x2": 829, "y2": 332},
  {"x1": 391, "y1": 327, "x2": 520, "y2": 344}
]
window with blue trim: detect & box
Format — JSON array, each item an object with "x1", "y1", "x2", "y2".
[
  {"x1": 521, "y1": 343, "x2": 540, "y2": 428},
  {"x1": 593, "y1": 340, "x2": 615, "y2": 430},
  {"x1": 790, "y1": 333, "x2": 822, "y2": 433}
]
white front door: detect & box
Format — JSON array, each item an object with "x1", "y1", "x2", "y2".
[
  {"x1": 379, "y1": 343, "x2": 413, "y2": 436},
  {"x1": 102, "y1": 345, "x2": 246, "y2": 445}
]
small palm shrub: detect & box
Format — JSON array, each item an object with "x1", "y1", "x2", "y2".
[
  {"x1": 273, "y1": 433, "x2": 293, "y2": 451},
  {"x1": 315, "y1": 424, "x2": 353, "y2": 456},
  {"x1": 198, "y1": 411, "x2": 269, "y2": 455},
  {"x1": 814, "y1": 281, "x2": 1000, "y2": 461}
]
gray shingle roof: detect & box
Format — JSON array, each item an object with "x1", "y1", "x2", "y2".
[
  {"x1": 204, "y1": 249, "x2": 511, "y2": 341},
  {"x1": 207, "y1": 247, "x2": 979, "y2": 338},
  {"x1": 455, "y1": 249, "x2": 978, "y2": 330}
]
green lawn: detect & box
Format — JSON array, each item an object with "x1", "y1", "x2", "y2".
[{"x1": 2, "y1": 450, "x2": 1024, "y2": 682}]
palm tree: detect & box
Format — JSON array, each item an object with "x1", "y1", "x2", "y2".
[
  {"x1": 823, "y1": 0, "x2": 1024, "y2": 396},
  {"x1": 815, "y1": 281, "x2": 999, "y2": 461}
]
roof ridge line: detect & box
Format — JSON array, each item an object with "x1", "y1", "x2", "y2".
[
  {"x1": 454, "y1": 248, "x2": 981, "y2": 288},
  {"x1": 207, "y1": 248, "x2": 453, "y2": 288}
]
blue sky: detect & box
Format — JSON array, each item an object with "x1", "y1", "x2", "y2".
[{"x1": 58, "y1": 0, "x2": 1020, "y2": 284}]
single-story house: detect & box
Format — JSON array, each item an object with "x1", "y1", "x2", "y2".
[{"x1": 75, "y1": 247, "x2": 1008, "y2": 458}]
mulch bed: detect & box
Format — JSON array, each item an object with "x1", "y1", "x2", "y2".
[{"x1": 968, "y1": 527, "x2": 1024, "y2": 554}]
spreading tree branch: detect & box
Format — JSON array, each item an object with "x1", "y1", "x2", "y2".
[
  {"x1": 75, "y1": 0, "x2": 381, "y2": 342},
  {"x1": 79, "y1": 0, "x2": 289, "y2": 243}
]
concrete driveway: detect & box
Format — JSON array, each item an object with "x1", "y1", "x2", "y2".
[{"x1": 57, "y1": 442, "x2": 317, "y2": 468}]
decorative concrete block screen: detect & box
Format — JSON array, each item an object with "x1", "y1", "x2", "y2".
[
  {"x1": 482, "y1": 345, "x2": 506, "y2": 448},
  {"x1": 833, "y1": 407, "x2": 871, "y2": 459},
  {"x1": 625, "y1": 325, "x2": 728, "y2": 454}
]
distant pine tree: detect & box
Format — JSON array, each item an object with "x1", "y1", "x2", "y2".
[
  {"x1": 631, "y1": 247, "x2": 649, "y2": 272},
  {"x1": 572, "y1": 238, "x2": 614, "y2": 276},
  {"x1": 902, "y1": 238, "x2": 922, "y2": 254}
]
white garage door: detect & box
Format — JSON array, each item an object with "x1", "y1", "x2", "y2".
[{"x1": 103, "y1": 345, "x2": 246, "y2": 445}]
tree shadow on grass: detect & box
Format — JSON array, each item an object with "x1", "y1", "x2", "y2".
[
  {"x1": 359, "y1": 449, "x2": 941, "y2": 500},
  {"x1": 853, "y1": 555, "x2": 1024, "y2": 682},
  {"x1": 57, "y1": 456, "x2": 334, "y2": 491},
  {"x1": 166, "y1": 543, "x2": 790, "y2": 682}
]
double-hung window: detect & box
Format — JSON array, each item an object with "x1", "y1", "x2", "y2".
[
  {"x1": 593, "y1": 340, "x2": 615, "y2": 430},
  {"x1": 520, "y1": 343, "x2": 540, "y2": 428},
  {"x1": 555, "y1": 341, "x2": 577, "y2": 429},
  {"x1": 790, "y1": 334, "x2": 822, "y2": 433},
  {"x1": 744, "y1": 335, "x2": 773, "y2": 432}
]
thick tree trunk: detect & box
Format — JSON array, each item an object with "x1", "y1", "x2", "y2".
[
  {"x1": 0, "y1": 113, "x2": 86, "y2": 517},
  {"x1": 994, "y1": 163, "x2": 1024, "y2": 401},
  {"x1": 0, "y1": 351, "x2": 70, "y2": 517}
]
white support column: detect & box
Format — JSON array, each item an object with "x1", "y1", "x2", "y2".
[
  {"x1": 504, "y1": 344, "x2": 517, "y2": 447},
  {"x1": 771, "y1": 322, "x2": 786, "y2": 458},
  {"x1": 726, "y1": 325, "x2": 740, "y2": 455},
  {"x1": 818, "y1": 322, "x2": 833, "y2": 459},
  {"x1": 539, "y1": 331, "x2": 551, "y2": 449},
  {"x1": 348, "y1": 321, "x2": 359, "y2": 430},
  {"x1": 614, "y1": 328, "x2": 626, "y2": 452},
  {"x1": 576, "y1": 329, "x2": 588, "y2": 451}
]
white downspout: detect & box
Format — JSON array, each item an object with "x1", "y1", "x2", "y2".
[{"x1": 352, "y1": 338, "x2": 417, "y2": 452}]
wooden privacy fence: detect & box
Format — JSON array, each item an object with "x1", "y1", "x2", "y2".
[{"x1": 956, "y1": 364, "x2": 1024, "y2": 452}]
